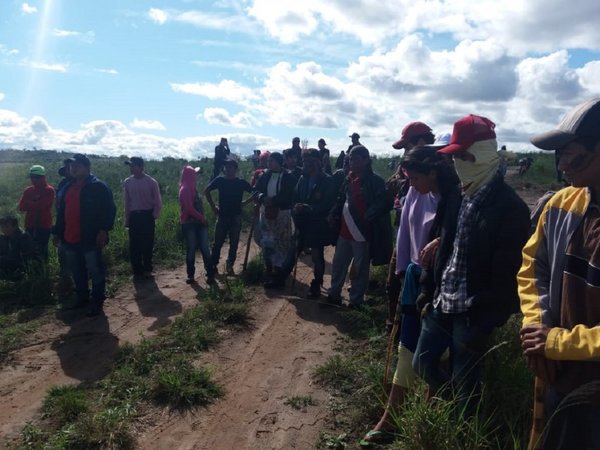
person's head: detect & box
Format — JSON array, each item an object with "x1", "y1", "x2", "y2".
[
  {"x1": 223, "y1": 158, "x2": 238, "y2": 177},
  {"x1": 318, "y1": 138, "x2": 327, "y2": 150},
  {"x1": 438, "y1": 115, "x2": 498, "y2": 191},
  {"x1": 69, "y1": 154, "x2": 91, "y2": 181},
  {"x1": 254, "y1": 149, "x2": 261, "y2": 156},
  {"x1": 531, "y1": 98, "x2": 600, "y2": 188},
  {"x1": 268, "y1": 152, "x2": 284, "y2": 172},
  {"x1": 258, "y1": 150, "x2": 271, "y2": 169},
  {"x1": 284, "y1": 149, "x2": 297, "y2": 168},
  {"x1": 179, "y1": 164, "x2": 201, "y2": 188},
  {"x1": 349, "y1": 132, "x2": 360, "y2": 144},
  {"x1": 28, "y1": 165, "x2": 46, "y2": 186},
  {"x1": 400, "y1": 146, "x2": 459, "y2": 195},
  {"x1": 348, "y1": 145, "x2": 371, "y2": 175},
  {"x1": 292, "y1": 137, "x2": 301, "y2": 147},
  {"x1": 220, "y1": 137, "x2": 228, "y2": 145},
  {"x1": 302, "y1": 149, "x2": 322, "y2": 176},
  {"x1": 124, "y1": 156, "x2": 144, "y2": 177},
  {"x1": 0, "y1": 215, "x2": 19, "y2": 237},
  {"x1": 392, "y1": 121, "x2": 434, "y2": 151},
  {"x1": 58, "y1": 159, "x2": 72, "y2": 179}
]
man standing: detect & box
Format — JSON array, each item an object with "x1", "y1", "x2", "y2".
[
  {"x1": 293, "y1": 149, "x2": 335, "y2": 298},
  {"x1": 54, "y1": 153, "x2": 116, "y2": 317},
  {"x1": 204, "y1": 157, "x2": 253, "y2": 275},
  {"x1": 519, "y1": 98, "x2": 600, "y2": 449},
  {"x1": 348, "y1": 132, "x2": 361, "y2": 151},
  {"x1": 412, "y1": 115, "x2": 530, "y2": 414},
  {"x1": 284, "y1": 148, "x2": 303, "y2": 184},
  {"x1": 326, "y1": 145, "x2": 393, "y2": 308},
  {"x1": 286, "y1": 137, "x2": 303, "y2": 167},
  {"x1": 18, "y1": 165, "x2": 55, "y2": 261},
  {"x1": 213, "y1": 137, "x2": 231, "y2": 179},
  {"x1": 123, "y1": 156, "x2": 162, "y2": 278},
  {"x1": 317, "y1": 138, "x2": 332, "y2": 175}
]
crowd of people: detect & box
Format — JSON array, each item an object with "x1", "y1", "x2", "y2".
[{"x1": 2, "y1": 99, "x2": 600, "y2": 449}]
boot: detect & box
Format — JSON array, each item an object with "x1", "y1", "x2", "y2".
[{"x1": 307, "y1": 279, "x2": 321, "y2": 299}]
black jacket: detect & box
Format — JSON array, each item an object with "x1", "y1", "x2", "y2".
[
  {"x1": 0, "y1": 229, "x2": 36, "y2": 279},
  {"x1": 254, "y1": 170, "x2": 296, "y2": 210},
  {"x1": 293, "y1": 172, "x2": 336, "y2": 247},
  {"x1": 331, "y1": 168, "x2": 393, "y2": 266},
  {"x1": 426, "y1": 176, "x2": 530, "y2": 328},
  {"x1": 54, "y1": 175, "x2": 116, "y2": 249}
]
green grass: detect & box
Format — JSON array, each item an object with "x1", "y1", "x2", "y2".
[{"x1": 285, "y1": 395, "x2": 317, "y2": 410}]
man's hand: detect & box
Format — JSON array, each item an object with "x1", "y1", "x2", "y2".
[
  {"x1": 520, "y1": 324, "x2": 550, "y2": 356},
  {"x1": 420, "y1": 237, "x2": 440, "y2": 268},
  {"x1": 96, "y1": 230, "x2": 109, "y2": 249}
]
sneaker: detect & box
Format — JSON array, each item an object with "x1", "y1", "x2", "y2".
[
  {"x1": 206, "y1": 276, "x2": 216, "y2": 286},
  {"x1": 322, "y1": 294, "x2": 342, "y2": 307},
  {"x1": 263, "y1": 278, "x2": 285, "y2": 289},
  {"x1": 185, "y1": 277, "x2": 194, "y2": 284},
  {"x1": 143, "y1": 271, "x2": 154, "y2": 279},
  {"x1": 86, "y1": 308, "x2": 103, "y2": 317},
  {"x1": 226, "y1": 263, "x2": 235, "y2": 276},
  {"x1": 306, "y1": 290, "x2": 321, "y2": 299}
]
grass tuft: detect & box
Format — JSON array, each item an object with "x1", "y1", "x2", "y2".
[{"x1": 42, "y1": 385, "x2": 89, "y2": 426}]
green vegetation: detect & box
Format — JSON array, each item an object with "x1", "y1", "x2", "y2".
[
  {"x1": 7, "y1": 285, "x2": 250, "y2": 449},
  {"x1": 285, "y1": 395, "x2": 317, "y2": 410}
]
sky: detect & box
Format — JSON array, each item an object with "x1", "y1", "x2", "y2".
[{"x1": 1, "y1": 0, "x2": 600, "y2": 160}]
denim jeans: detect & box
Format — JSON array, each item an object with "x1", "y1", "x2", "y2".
[
  {"x1": 26, "y1": 228, "x2": 51, "y2": 262},
  {"x1": 412, "y1": 308, "x2": 490, "y2": 415},
  {"x1": 182, "y1": 222, "x2": 214, "y2": 279},
  {"x1": 329, "y1": 237, "x2": 370, "y2": 306},
  {"x1": 211, "y1": 215, "x2": 242, "y2": 267},
  {"x1": 65, "y1": 245, "x2": 106, "y2": 312}
]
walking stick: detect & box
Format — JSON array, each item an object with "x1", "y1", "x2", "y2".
[
  {"x1": 242, "y1": 216, "x2": 255, "y2": 272},
  {"x1": 383, "y1": 301, "x2": 402, "y2": 388},
  {"x1": 528, "y1": 377, "x2": 545, "y2": 450},
  {"x1": 290, "y1": 249, "x2": 300, "y2": 292}
]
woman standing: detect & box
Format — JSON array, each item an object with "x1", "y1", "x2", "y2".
[{"x1": 179, "y1": 165, "x2": 215, "y2": 285}]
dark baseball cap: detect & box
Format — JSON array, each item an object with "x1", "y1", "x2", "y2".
[
  {"x1": 531, "y1": 98, "x2": 600, "y2": 150},
  {"x1": 349, "y1": 132, "x2": 360, "y2": 139},
  {"x1": 71, "y1": 153, "x2": 91, "y2": 167},
  {"x1": 124, "y1": 156, "x2": 144, "y2": 167}
]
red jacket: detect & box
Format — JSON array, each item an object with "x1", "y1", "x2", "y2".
[{"x1": 18, "y1": 177, "x2": 55, "y2": 230}]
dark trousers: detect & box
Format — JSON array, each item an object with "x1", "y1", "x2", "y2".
[
  {"x1": 211, "y1": 215, "x2": 242, "y2": 267},
  {"x1": 26, "y1": 227, "x2": 51, "y2": 262},
  {"x1": 311, "y1": 245, "x2": 325, "y2": 284},
  {"x1": 65, "y1": 244, "x2": 106, "y2": 312},
  {"x1": 128, "y1": 210, "x2": 155, "y2": 274}
]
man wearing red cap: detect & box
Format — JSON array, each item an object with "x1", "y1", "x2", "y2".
[{"x1": 412, "y1": 114, "x2": 530, "y2": 414}]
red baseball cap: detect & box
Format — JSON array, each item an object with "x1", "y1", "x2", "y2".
[
  {"x1": 438, "y1": 114, "x2": 496, "y2": 154},
  {"x1": 392, "y1": 121, "x2": 432, "y2": 149}
]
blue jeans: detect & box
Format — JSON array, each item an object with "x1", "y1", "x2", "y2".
[
  {"x1": 65, "y1": 245, "x2": 106, "y2": 312},
  {"x1": 329, "y1": 237, "x2": 370, "y2": 306},
  {"x1": 27, "y1": 228, "x2": 51, "y2": 262},
  {"x1": 211, "y1": 215, "x2": 242, "y2": 267},
  {"x1": 182, "y1": 223, "x2": 214, "y2": 279},
  {"x1": 412, "y1": 308, "x2": 490, "y2": 414}
]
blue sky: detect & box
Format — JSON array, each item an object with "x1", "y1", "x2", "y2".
[{"x1": 1, "y1": 0, "x2": 600, "y2": 159}]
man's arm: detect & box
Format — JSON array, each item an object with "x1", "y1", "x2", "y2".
[
  {"x1": 203, "y1": 178, "x2": 219, "y2": 215},
  {"x1": 152, "y1": 178, "x2": 162, "y2": 219}
]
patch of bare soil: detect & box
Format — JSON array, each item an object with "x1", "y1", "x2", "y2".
[{"x1": 0, "y1": 241, "x2": 346, "y2": 450}]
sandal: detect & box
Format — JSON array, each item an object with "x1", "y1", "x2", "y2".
[{"x1": 359, "y1": 429, "x2": 393, "y2": 447}]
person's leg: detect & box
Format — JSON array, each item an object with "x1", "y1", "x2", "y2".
[
  {"x1": 128, "y1": 214, "x2": 143, "y2": 275},
  {"x1": 211, "y1": 216, "x2": 228, "y2": 269},
  {"x1": 226, "y1": 215, "x2": 242, "y2": 268},
  {"x1": 308, "y1": 245, "x2": 325, "y2": 297},
  {"x1": 84, "y1": 248, "x2": 106, "y2": 315},
  {"x1": 141, "y1": 212, "x2": 155, "y2": 273},
  {"x1": 450, "y1": 314, "x2": 489, "y2": 415},
  {"x1": 37, "y1": 229, "x2": 50, "y2": 262},
  {"x1": 197, "y1": 225, "x2": 215, "y2": 282},
  {"x1": 412, "y1": 309, "x2": 452, "y2": 394},
  {"x1": 182, "y1": 223, "x2": 197, "y2": 280},
  {"x1": 328, "y1": 237, "x2": 353, "y2": 299},
  {"x1": 348, "y1": 240, "x2": 370, "y2": 306},
  {"x1": 65, "y1": 246, "x2": 89, "y2": 305}
]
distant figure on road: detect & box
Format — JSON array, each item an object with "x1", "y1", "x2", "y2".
[
  {"x1": 317, "y1": 138, "x2": 332, "y2": 175},
  {"x1": 18, "y1": 164, "x2": 54, "y2": 261},
  {"x1": 347, "y1": 132, "x2": 361, "y2": 152},
  {"x1": 285, "y1": 137, "x2": 303, "y2": 168},
  {"x1": 53, "y1": 153, "x2": 116, "y2": 317},
  {"x1": 335, "y1": 150, "x2": 346, "y2": 170},
  {"x1": 123, "y1": 156, "x2": 162, "y2": 278},
  {"x1": 213, "y1": 137, "x2": 231, "y2": 180}
]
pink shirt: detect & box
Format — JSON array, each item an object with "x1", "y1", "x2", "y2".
[{"x1": 123, "y1": 174, "x2": 162, "y2": 225}]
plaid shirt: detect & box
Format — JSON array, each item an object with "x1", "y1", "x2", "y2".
[{"x1": 434, "y1": 181, "x2": 494, "y2": 313}]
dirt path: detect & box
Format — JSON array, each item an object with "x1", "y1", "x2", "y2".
[{"x1": 0, "y1": 242, "x2": 343, "y2": 449}]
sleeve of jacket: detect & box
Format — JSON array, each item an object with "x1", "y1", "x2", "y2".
[
  {"x1": 100, "y1": 183, "x2": 117, "y2": 231},
  {"x1": 272, "y1": 173, "x2": 295, "y2": 209},
  {"x1": 311, "y1": 177, "x2": 336, "y2": 216},
  {"x1": 366, "y1": 175, "x2": 393, "y2": 221}
]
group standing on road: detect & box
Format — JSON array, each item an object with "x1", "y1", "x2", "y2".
[{"x1": 2, "y1": 100, "x2": 600, "y2": 450}]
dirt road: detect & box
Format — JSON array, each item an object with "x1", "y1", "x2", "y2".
[{"x1": 0, "y1": 245, "x2": 344, "y2": 450}]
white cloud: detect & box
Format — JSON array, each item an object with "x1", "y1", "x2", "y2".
[
  {"x1": 201, "y1": 108, "x2": 254, "y2": 128},
  {"x1": 130, "y1": 119, "x2": 166, "y2": 131},
  {"x1": 171, "y1": 80, "x2": 258, "y2": 103},
  {"x1": 29, "y1": 61, "x2": 69, "y2": 72},
  {"x1": 0, "y1": 45, "x2": 19, "y2": 57},
  {"x1": 53, "y1": 29, "x2": 95, "y2": 44},
  {"x1": 149, "y1": 8, "x2": 168, "y2": 25},
  {"x1": 96, "y1": 68, "x2": 119, "y2": 75},
  {"x1": 21, "y1": 3, "x2": 37, "y2": 14},
  {"x1": 0, "y1": 93, "x2": 4, "y2": 102}
]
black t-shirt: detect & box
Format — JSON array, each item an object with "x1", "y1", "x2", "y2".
[{"x1": 206, "y1": 177, "x2": 252, "y2": 217}]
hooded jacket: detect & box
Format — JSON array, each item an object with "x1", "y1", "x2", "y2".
[
  {"x1": 54, "y1": 174, "x2": 116, "y2": 249},
  {"x1": 18, "y1": 177, "x2": 55, "y2": 230},
  {"x1": 179, "y1": 166, "x2": 206, "y2": 224}
]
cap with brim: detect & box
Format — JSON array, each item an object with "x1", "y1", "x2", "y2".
[
  {"x1": 224, "y1": 157, "x2": 238, "y2": 167},
  {"x1": 29, "y1": 165, "x2": 46, "y2": 176},
  {"x1": 438, "y1": 114, "x2": 496, "y2": 155},
  {"x1": 530, "y1": 98, "x2": 600, "y2": 150},
  {"x1": 421, "y1": 133, "x2": 451, "y2": 150},
  {"x1": 392, "y1": 121, "x2": 433, "y2": 150},
  {"x1": 124, "y1": 156, "x2": 144, "y2": 166},
  {"x1": 71, "y1": 153, "x2": 91, "y2": 167},
  {"x1": 349, "y1": 133, "x2": 360, "y2": 139}
]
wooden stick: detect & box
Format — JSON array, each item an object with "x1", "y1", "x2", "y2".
[{"x1": 242, "y1": 215, "x2": 256, "y2": 272}]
